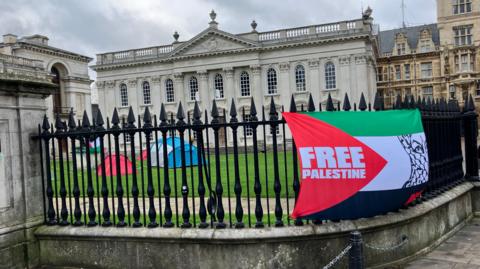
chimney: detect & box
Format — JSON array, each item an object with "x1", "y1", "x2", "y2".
[{"x1": 3, "y1": 34, "x2": 17, "y2": 44}]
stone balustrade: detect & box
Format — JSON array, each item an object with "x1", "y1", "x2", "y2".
[
  {"x1": 0, "y1": 53, "x2": 51, "y2": 82},
  {"x1": 95, "y1": 18, "x2": 366, "y2": 65}
]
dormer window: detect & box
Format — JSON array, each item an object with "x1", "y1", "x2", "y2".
[
  {"x1": 453, "y1": 0, "x2": 472, "y2": 14},
  {"x1": 397, "y1": 43, "x2": 406, "y2": 55},
  {"x1": 419, "y1": 40, "x2": 431, "y2": 53}
]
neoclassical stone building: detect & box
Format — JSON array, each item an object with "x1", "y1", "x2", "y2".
[
  {"x1": 93, "y1": 10, "x2": 378, "y2": 144},
  {"x1": 0, "y1": 34, "x2": 93, "y2": 121}
]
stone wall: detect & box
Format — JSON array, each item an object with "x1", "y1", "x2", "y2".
[{"x1": 35, "y1": 182, "x2": 474, "y2": 269}]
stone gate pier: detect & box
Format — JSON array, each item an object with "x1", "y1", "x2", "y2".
[{"x1": 0, "y1": 54, "x2": 56, "y2": 269}]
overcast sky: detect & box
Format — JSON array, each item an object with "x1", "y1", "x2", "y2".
[{"x1": 0, "y1": 0, "x2": 437, "y2": 74}]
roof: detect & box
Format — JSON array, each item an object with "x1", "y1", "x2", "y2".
[{"x1": 378, "y1": 24, "x2": 439, "y2": 55}]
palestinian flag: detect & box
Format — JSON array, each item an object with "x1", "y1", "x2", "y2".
[{"x1": 283, "y1": 110, "x2": 429, "y2": 220}]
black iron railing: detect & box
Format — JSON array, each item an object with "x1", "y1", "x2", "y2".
[{"x1": 36, "y1": 92, "x2": 478, "y2": 228}]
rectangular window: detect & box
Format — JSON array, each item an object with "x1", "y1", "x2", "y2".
[
  {"x1": 395, "y1": 65, "x2": 401, "y2": 80},
  {"x1": 422, "y1": 86, "x2": 433, "y2": 101},
  {"x1": 476, "y1": 83, "x2": 480, "y2": 96},
  {"x1": 377, "y1": 67, "x2": 383, "y2": 81},
  {"x1": 404, "y1": 64, "x2": 411, "y2": 80},
  {"x1": 453, "y1": 0, "x2": 472, "y2": 14},
  {"x1": 461, "y1": 54, "x2": 469, "y2": 71},
  {"x1": 419, "y1": 40, "x2": 431, "y2": 53},
  {"x1": 243, "y1": 114, "x2": 253, "y2": 137},
  {"x1": 450, "y1": 85, "x2": 456, "y2": 99},
  {"x1": 455, "y1": 55, "x2": 460, "y2": 71},
  {"x1": 454, "y1": 26, "x2": 473, "y2": 46},
  {"x1": 397, "y1": 43, "x2": 406, "y2": 55},
  {"x1": 421, "y1": 62, "x2": 433, "y2": 78},
  {"x1": 405, "y1": 88, "x2": 412, "y2": 97}
]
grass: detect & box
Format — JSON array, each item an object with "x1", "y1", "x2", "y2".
[{"x1": 49, "y1": 150, "x2": 298, "y2": 199}]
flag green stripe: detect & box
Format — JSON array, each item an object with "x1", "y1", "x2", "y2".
[{"x1": 300, "y1": 110, "x2": 423, "y2": 136}]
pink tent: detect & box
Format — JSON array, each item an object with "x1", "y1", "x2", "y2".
[
  {"x1": 137, "y1": 149, "x2": 148, "y2": 161},
  {"x1": 97, "y1": 154, "x2": 133, "y2": 176}
]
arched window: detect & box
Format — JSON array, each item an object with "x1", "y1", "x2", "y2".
[
  {"x1": 295, "y1": 65, "x2": 306, "y2": 92},
  {"x1": 142, "y1": 81, "x2": 151, "y2": 105},
  {"x1": 189, "y1": 76, "x2": 199, "y2": 101},
  {"x1": 325, "y1": 62, "x2": 336, "y2": 89},
  {"x1": 214, "y1": 74, "x2": 224, "y2": 99},
  {"x1": 240, "y1": 71, "x2": 250, "y2": 97},
  {"x1": 120, "y1": 84, "x2": 128, "y2": 107},
  {"x1": 165, "y1": 79, "x2": 174, "y2": 103},
  {"x1": 267, "y1": 68, "x2": 277, "y2": 95}
]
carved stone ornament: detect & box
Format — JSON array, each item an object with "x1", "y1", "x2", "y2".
[
  {"x1": 250, "y1": 65, "x2": 261, "y2": 75},
  {"x1": 128, "y1": 79, "x2": 137, "y2": 87},
  {"x1": 308, "y1": 59, "x2": 320, "y2": 68},
  {"x1": 106, "y1": 80, "x2": 115, "y2": 88},
  {"x1": 279, "y1": 62, "x2": 290, "y2": 72},
  {"x1": 152, "y1": 76, "x2": 161, "y2": 84}
]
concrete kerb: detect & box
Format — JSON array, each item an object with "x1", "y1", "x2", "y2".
[{"x1": 34, "y1": 182, "x2": 475, "y2": 268}]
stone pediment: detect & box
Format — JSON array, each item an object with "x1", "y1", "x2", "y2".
[{"x1": 171, "y1": 30, "x2": 257, "y2": 57}]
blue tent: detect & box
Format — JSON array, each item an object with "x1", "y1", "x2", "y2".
[{"x1": 150, "y1": 137, "x2": 199, "y2": 168}]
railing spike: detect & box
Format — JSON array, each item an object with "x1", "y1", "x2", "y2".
[
  {"x1": 326, "y1": 93, "x2": 334, "y2": 111},
  {"x1": 359, "y1": 93, "x2": 367, "y2": 111},
  {"x1": 82, "y1": 110, "x2": 91, "y2": 128},
  {"x1": 289, "y1": 95, "x2": 297, "y2": 113},
  {"x1": 468, "y1": 94, "x2": 475, "y2": 111},
  {"x1": 160, "y1": 103, "x2": 167, "y2": 122},
  {"x1": 127, "y1": 106, "x2": 136, "y2": 127},
  {"x1": 194, "y1": 101, "x2": 202, "y2": 120},
  {"x1": 229, "y1": 98, "x2": 237, "y2": 118},
  {"x1": 68, "y1": 109, "x2": 76, "y2": 129},
  {"x1": 373, "y1": 92, "x2": 381, "y2": 111},
  {"x1": 307, "y1": 94, "x2": 315, "y2": 112},
  {"x1": 143, "y1": 106, "x2": 152, "y2": 127},
  {"x1": 394, "y1": 94, "x2": 402, "y2": 109},
  {"x1": 354, "y1": 103, "x2": 357, "y2": 111},
  {"x1": 42, "y1": 115, "x2": 50, "y2": 131},
  {"x1": 55, "y1": 113, "x2": 63, "y2": 132},
  {"x1": 211, "y1": 99, "x2": 219, "y2": 119},
  {"x1": 96, "y1": 108, "x2": 105, "y2": 127},
  {"x1": 111, "y1": 108, "x2": 120, "y2": 127},
  {"x1": 270, "y1": 97, "x2": 277, "y2": 116},
  {"x1": 250, "y1": 97, "x2": 257, "y2": 116},
  {"x1": 177, "y1": 102, "x2": 185, "y2": 120}
]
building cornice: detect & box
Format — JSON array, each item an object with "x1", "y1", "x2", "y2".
[
  {"x1": 92, "y1": 33, "x2": 371, "y2": 71},
  {"x1": 14, "y1": 42, "x2": 93, "y2": 63}
]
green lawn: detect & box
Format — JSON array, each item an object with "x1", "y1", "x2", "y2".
[{"x1": 49, "y1": 150, "x2": 298, "y2": 199}]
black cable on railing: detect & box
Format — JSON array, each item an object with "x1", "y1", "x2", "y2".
[
  {"x1": 212, "y1": 100, "x2": 226, "y2": 228},
  {"x1": 126, "y1": 107, "x2": 141, "y2": 227},
  {"x1": 54, "y1": 114, "x2": 69, "y2": 225},
  {"x1": 82, "y1": 112, "x2": 97, "y2": 226},
  {"x1": 177, "y1": 102, "x2": 191, "y2": 228},
  {"x1": 143, "y1": 107, "x2": 158, "y2": 228},
  {"x1": 250, "y1": 98, "x2": 264, "y2": 228}
]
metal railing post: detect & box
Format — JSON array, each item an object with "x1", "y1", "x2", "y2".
[
  {"x1": 348, "y1": 231, "x2": 365, "y2": 269},
  {"x1": 463, "y1": 95, "x2": 479, "y2": 181}
]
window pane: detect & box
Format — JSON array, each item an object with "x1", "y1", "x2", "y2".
[
  {"x1": 165, "y1": 79, "x2": 174, "y2": 102},
  {"x1": 240, "y1": 72, "x2": 250, "y2": 96},
  {"x1": 267, "y1": 68, "x2": 277, "y2": 94},
  {"x1": 295, "y1": 65, "x2": 306, "y2": 91},
  {"x1": 143, "y1": 82, "x2": 151, "y2": 105},
  {"x1": 325, "y1": 62, "x2": 336, "y2": 89},
  {"x1": 120, "y1": 84, "x2": 128, "y2": 107},
  {"x1": 214, "y1": 74, "x2": 224, "y2": 99},
  {"x1": 189, "y1": 76, "x2": 198, "y2": 101}
]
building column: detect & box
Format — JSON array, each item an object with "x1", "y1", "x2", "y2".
[
  {"x1": 308, "y1": 59, "x2": 321, "y2": 105},
  {"x1": 223, "y1": 67, "x2": 234, "y2": 102},
  {"x1": 105, "y1": 80, "x2": 116, "y2": 116},
  {"x1": 250, "y1": 65, "x2": 262, "y2": 107},
  {"x1": 151, "y1": 76, "x2": 162, "y2": 112},
  {"x1": 173, "y1": 73, "x2": 184, "y2": 105},
  {"x1": 198, "y1": 70, "x2": 209, "y2": 107},
  {"x1": 278, "y1": 62, "x2": 290, "y2": 107}
]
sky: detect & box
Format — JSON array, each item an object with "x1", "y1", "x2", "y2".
[{"x1": 0, "y1": 0, "x2": 437, "y2": 76}]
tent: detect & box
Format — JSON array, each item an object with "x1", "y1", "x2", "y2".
[
  {"x1": 150, "y1": 137, "x2": 199, "y2": 168},
  {"x1": 97, "y1": 154, "x2": 133, "y2": 176}
]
